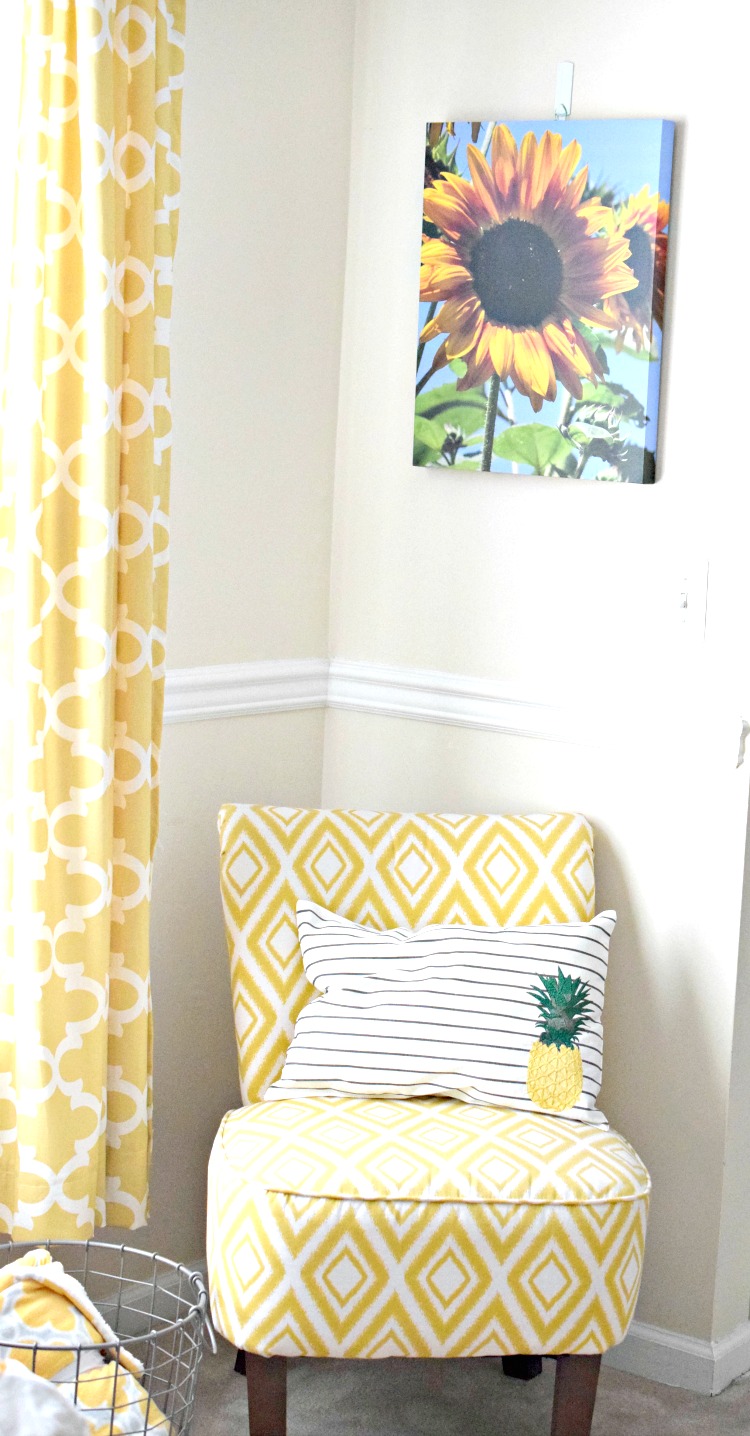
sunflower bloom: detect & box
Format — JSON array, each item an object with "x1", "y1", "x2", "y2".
[
  {"x1": 419, "y1": 126, "x2": 638, "y2": 411},
  {"x1": 601, "y1": 184, "x2": 669, "y2": 349}
]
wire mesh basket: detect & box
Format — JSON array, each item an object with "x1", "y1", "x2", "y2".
[{"x1": 0, "y1": 1239, "x2": 215, "y2": 1434}]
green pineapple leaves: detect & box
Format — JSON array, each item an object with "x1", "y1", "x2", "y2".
[{"x1": 529, "y1": 967, "x2": 594, "y2": 1050}]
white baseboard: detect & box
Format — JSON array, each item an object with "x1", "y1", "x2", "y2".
[{"x1": 603, "y1": 1317, "x2": 750, "y2": 1396}]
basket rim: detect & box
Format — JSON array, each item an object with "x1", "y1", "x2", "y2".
[{"x1": 0, "y1": 1237, "x2": 208, "y2": 1352}]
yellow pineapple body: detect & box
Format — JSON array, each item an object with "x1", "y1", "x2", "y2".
[{"x1": 527, "y1": 1041, "x2": 583, "y2": 1112}]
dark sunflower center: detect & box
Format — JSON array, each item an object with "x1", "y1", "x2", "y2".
[
  {"x1": 469, "y1": 219, "x2": 563, "y2": 328},
  {"x1": 624, "y1": 224, "x2": 653, "y2": 305}
]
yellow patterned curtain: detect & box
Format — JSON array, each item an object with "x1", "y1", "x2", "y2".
[{"x1": 0, "y1": 1, "x2": 185, "y2": 1237}]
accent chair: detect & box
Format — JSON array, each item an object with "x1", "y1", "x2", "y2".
[{"x1": 207, "y1": 806, "x2": 649, "y2": 1436}]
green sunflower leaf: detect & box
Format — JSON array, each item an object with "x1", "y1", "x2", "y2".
[
  {"x1": 579, "y1": 381, "x2": 647, "y2": 427},
  {"x1": 568, "y1": 421, "x2": 618, "y2": 448},
  {"x1": 414, "y1": 416, "x2": 449, "y2": 452},
  {"x1": 493, "y1": 423, "x2": 575, "y2": 473},
  {"x1": 428, "y1": 129, "x2": 460, "y2": 175},
  {"x1": 413, "y1": 428, "x2": 444, "y2": 465},
  {"x1": 415, "y1": 381, "x2": 487, "y2": 435}
]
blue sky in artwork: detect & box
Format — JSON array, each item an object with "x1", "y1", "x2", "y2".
[{"x1": 416, "y1": 118, "x2": 674, "y2": 477}]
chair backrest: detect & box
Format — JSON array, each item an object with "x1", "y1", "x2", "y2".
[{"x1": 218, "y1": 806, "x2": 594, "y2": 1102}]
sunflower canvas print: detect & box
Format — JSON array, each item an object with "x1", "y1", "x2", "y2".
[{"x1": 415, "y1": 119, "x2": 674, "y2": 481}]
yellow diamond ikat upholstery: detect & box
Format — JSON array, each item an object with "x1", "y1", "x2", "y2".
[
  {"x1": 217, "y1": 807, "x2": 598, "y2": 1103},
  {"x1": 208, "y1": 1096, "x2": 648, "y2": 1358},
  {"x1": 208, "y1": 808, "x2": 649, "y2": 1362}
]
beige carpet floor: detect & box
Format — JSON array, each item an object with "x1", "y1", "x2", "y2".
[{"x1": 193, "y1": 1338, "x2": 750, "y2": 1434}]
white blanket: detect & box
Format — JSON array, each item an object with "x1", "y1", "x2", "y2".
[{"x1": 0, "y1": 1358, "x2": 89, "y2": 1436}]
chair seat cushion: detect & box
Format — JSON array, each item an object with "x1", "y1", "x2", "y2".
[{"x1": 207, "y1": 1096, "x2": 649, "y2": 1360}]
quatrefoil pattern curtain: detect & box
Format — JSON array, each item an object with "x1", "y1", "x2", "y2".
[{"x1": 0, "y1": 0, "x2": 185, "y2": 1237}]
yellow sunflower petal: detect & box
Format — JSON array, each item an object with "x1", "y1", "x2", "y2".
[
  {"x1": 488, "y1": 325, "x2": 513, "y2": 379},
  {"x1": 439, "y1": 173, "x2": 484, "y2": 205},
  {"x1": 420, "y1": 257, "x2": 475, "y2": 302},
  {"x1": 459, "y1": 344, "x2": 494, "y2": 390},
  {"x1": 516, "y1": 328, "x2": 556, "y2": 400},
  {"x1": 566, "y1": 165, "x2": 588, "y2": 209},
  {"x1": 473, "y1": 323, "x2": 492, "y2": 371},
  {"x1": 543, "y1": 327, "x2": 587, "y2": 397},
  {"x1": 544, "y1": 320, "x2": 586, "y2": 368},
  {"x1": 419, "y1": 314, "x2": 444, "y2": 344},
  {"x1": 552, "y1": 138, "x2": 582, "y2": 197},
  {"x1": 578, "y1": 196, "x2": 613, "y2": 235},
  {"x1": 436, "y1": 296, "x2": 484, "y2": 360},
  {"x1": 423, "y1": 186, "x2": 480, "y2": 239},
  {"x1": 517, "y1": 130, "x2": 539, "y2": 212},
  {"x1": 438, "y1": 296, "x2": 480, "y2": 328},
  {"x1": 491, "y1": 123, "x2": 518, "y2": 199},
  {"x1": 562, "y1": 298, "x2": 618, "y2": 327},
  {"x1": 420, "y1": 238, "x2": 460, "y2": 264},
  {"x1": 466, "y1": 144, "x2": 502, "y2": 223},
  {"x1": 531, "y1": 130, "x2": 560, "y2": 210},
  {"x1": 419, "y1": 337, "x2": 449, "y2": 386},
  {"x1": 519, "y1": 128, "x2": 537, "y2": 169},
  {"x1": 446, "y1": 318, "x2": 484, "y2": 361}
]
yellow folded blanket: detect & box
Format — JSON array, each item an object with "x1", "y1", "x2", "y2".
[{"x1": 0, "y1": 1250, "x2": 172, "y2": 1435}]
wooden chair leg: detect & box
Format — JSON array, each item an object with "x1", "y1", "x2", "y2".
[
  {"x1": 502, "y1": 1354, "x2": 543, "y2": 1381},
  {"x1": 550, "y1": 1354, "x2": 601, "y2": 1436},
  {"x1": 245, "y1": 1352, "x2": 287, "y2": 1436}
]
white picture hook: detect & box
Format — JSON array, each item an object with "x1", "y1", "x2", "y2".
[{"x1": 555, "y1": 61, "x2": 575, "y2": 122}]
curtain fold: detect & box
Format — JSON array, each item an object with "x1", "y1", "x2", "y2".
[{"x1": 0, "y1": 0, "x2": 185, "y2": 1237}]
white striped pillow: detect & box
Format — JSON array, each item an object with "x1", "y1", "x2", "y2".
[{"x1": 263, "y1": 902, "x2": 615, "y2": 1125}]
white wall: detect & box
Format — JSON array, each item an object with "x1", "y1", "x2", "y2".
[
  {"x1": 322, "y1": 709, "x2": 750, "y2": 1341},
  {"x1": 125, "y1": 0, "x2": 357, "y2": 1264},
  {"x1": 331, "y1": 0, "x2": 744, "y2": 687},
  {"x1": 713, "y1": 802, "x2": 750, "y2": 1338},
  {"x1": 325, "y1": 0, "x2": 750, "y2": 1345},
  {"x1": 136, "y1": 0, "x2": 750, "y2": 1362},
  {"x1": 169, "y1": 0, "x2": 354, "y2": 665},
  {"x1": 148, "y1": 710, "x2": 326, "y2": 1263}
]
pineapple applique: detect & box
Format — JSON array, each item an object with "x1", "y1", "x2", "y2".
[{"x1": 526, "y1": 968, "x2": 594, "y2": 1112}]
